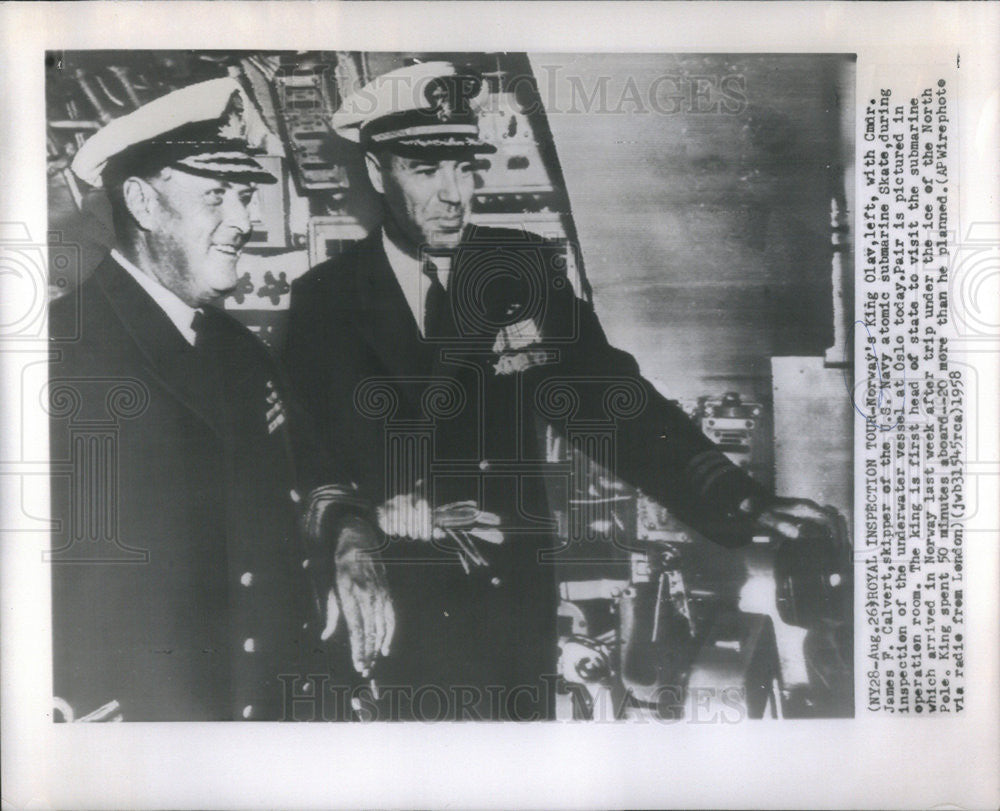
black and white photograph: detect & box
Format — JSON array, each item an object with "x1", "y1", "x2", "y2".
[{"x1": 44, "y1": 49, "x2": 855, "y2": 723}]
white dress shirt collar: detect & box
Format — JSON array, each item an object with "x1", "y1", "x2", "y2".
[
  {"x1": 380, "y1": 229, "x2": 451, "y2": 338},
  {"x1": 111, "y1": 249, "x2": 201, "y2": 346}
]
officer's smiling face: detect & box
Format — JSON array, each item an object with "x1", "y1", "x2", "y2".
[
  {"x1": 367, "y1": 151, "x2": 475, "y2": 252},
  {"x1": 143, "y1": 168, "x2": 255, "y2": 306}
]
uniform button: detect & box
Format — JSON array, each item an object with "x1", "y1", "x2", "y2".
[
  {"x1": 289, "y1": 488, "x2": 301, "y2": 503},
  {"x1": 490, "y1": 576, "x2": 503, "y2": 588},
  {"x1": 242, "y1": 704, "x2": 253, "y2": 719},
  {"x1": 479, "y1": 459, "x2": 491, "y2": 471},
  {"x1": 240, "y1": 572, "x2": 254, "y2": 587},
  {"x1": 303, "y1": 681, "x2": 314, "y2": 694},
  {"x1": 243, "y1": 638, "x2": 256, "y2": 653}
]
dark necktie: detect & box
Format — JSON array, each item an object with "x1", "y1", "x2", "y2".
[
  {"x1": 188, "y1": 308, "x2": 229, "y2": 425},
  {"x1": 191, "y1": 309, "x2": 214, "y2": 352},
  {"x1": 423, "y1": 259, "x2": 455, "y2": 338},
  {"x1": 192, "y1": 309, "x2": 227, "y2": 367}
]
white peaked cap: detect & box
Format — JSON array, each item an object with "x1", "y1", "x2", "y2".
[
  {"x1": 332, "y1": 61, "x2": 495, "y2": 153},
  {"x1": 71, "y1": 77, "x2": 276, "y2": 188}
]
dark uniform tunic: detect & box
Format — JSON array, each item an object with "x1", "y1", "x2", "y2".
[
  {"x1": 49, "y1": 257, "x2": 342, "y2": 721},
  {"x1": 284, "y1": 226, "x2": 769, "y2": 720}
]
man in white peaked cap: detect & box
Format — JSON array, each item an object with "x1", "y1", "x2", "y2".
[
  {"x1": 284, "y1": 62, "x2": 846, "y2": 721},
  {"x1": 49, "y1": 77, "x2": 394, "y2": 721}
]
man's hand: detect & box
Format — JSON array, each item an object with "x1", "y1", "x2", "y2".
[
  {"x1": 320, "y1": 515, "x2": 395, "y2": 676},
  {"x1": 749, "y1": 496, "x2": 852, "y2": 629},
  {"x1": 748, "y1": 496, "x2": 844, "y2": 543}
]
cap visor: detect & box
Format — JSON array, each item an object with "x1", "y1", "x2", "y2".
[
  {"x1": 382, "y1": 138, "x2": 497, "y2": 158},
  {"x1": 171, "y1": 163, "x2": 279, "y2": 185}
]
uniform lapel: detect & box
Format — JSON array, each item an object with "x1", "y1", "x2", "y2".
[
  {"x1": 93, "y1": 257, "x2": 225, "y2": 436},
  {"x1": 351, "y1": 233, "x2": 435, "y2": 401},
  {"x1": 351, "y1": 232, "x2": 487, "y2": 426}
]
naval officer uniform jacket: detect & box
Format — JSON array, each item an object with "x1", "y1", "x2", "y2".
[
  {"x1": 283, "y1": 225, "x2": 769, "y2": 719},
  {"x1": 49, "y1": 255, "x2": 349, "y2": 721}
]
